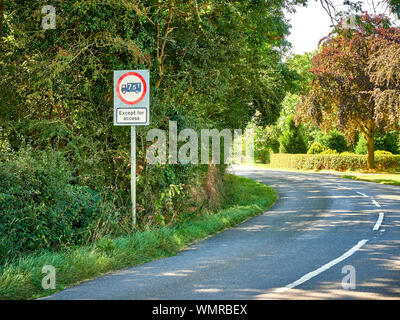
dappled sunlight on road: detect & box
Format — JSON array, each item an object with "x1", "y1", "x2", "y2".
[
  {"x1": 235, "y1": 224, "x2": 270, "y2": 232},
  {"x1": 254, "y1": 285, "x2": 400, "y2": 300},
  {"x1": 161, "y1": 270, "x2": 195, "y2": 277},
  {"x1": 46, "y1": 167, "x2": 400, "y2": 300},
  {"x1": 376, "y1": 194, "x2": 400, "y2": 202},
  {"x1": 193, "y1": 288, "x2": 222, "y2": 293}
]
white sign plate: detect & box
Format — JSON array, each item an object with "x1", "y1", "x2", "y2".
[{"x1": 114, "y1": 70, "x2": 150, "y2": 126}]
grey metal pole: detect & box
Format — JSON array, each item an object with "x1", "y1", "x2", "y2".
[{"x1": 131, "y1": 125, "x2": 136, "y2": 228}]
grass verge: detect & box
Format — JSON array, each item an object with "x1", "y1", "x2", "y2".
[
  {"x1": 0, "y1": 174, "x2": 278, "y2": 300},
  {"x1": 249, "y1": 163, "x2": 400, "y2": 186},
  {"x1": 340, "y1": 174, "x2": 400, "y2": 186}
]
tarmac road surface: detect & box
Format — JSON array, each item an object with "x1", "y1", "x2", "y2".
[{"x1": 44, "y1": 166, "x2": 400, "y2": 300}]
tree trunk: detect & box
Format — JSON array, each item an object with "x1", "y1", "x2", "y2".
[{"x1": 366, "y1": 133, "x2": 375, "y2": 170}]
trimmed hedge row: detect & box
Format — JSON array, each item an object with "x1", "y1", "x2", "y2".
[{"x1": 269, "y1": 153, "x2": 400, "y2": 171}]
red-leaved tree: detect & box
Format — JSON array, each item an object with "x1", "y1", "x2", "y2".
[{"x1": 296, "y1": 13, "x2": 400, "y2": 169}]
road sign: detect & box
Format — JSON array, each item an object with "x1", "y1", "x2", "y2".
[
  {"x1": 114, "y1": 70, "x2": 150, "y2": 228},
  {"x1": 114, "y1": 70, "x2": 150, "y2": 126}
]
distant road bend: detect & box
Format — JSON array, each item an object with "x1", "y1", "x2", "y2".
[{"x1": 45, "y1": 166, "x2": 400, "y2": 300}]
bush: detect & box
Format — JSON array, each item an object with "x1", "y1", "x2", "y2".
[
  {"x1": 307, "y1": 142, "x2": 326, "y2": 154},
  {"x1": 341, "y1": 151, "x2": 356, "y2": 155},
  {"x1": 279, "y1": 115, "x2": 307, "y2": 154},
  {"x1": 320, "y1": 149, "x2": 338, "y2": 154},
  {"x1": 375, "y1": 131, "x2": 399, "y2": 154},
  {"x1": 0, "y1": 149, "x2": 111, "y2": 262},
  {"x1": 269, "y1": 153, "x2": 400, "y2": 172},
  {"x1": 325, "y1": 129, "x2": 348, "y2": 153},
  {"x1": 375, "y1": 150, "x2": 393, "y2": 155},
  {"x1": 356, "y1": 132, "x2": 400, "y2": 155},
  {"x1": 254, "y1": 147, "x2": 270, "y2": 163},
  {"x1": 355, "y1": 135, "x2": 367, "y2": 154}
]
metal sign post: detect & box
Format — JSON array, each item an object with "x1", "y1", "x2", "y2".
[
  {"x1": 131, "y1": 125, "x2": 136, "y2": 226},
  {"x1": 114, "y1": 70, "x2": 150, "y2": 229}
]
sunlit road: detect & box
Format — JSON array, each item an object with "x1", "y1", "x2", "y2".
[{"x1": 45, "y1": 166, "x2": 400, "y2": 300}]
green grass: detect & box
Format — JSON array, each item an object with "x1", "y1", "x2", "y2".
[
  {"x1": 0, "y1": 174, "x2": 278, "y2": 300},
  {"x1": 247, "y1": 162, "x2": 400, "y2": 187},
  {"x1": 340, "y1": 174, "x2": 400, "y2": 186}
]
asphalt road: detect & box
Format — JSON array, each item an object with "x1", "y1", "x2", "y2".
[{"x1": 44, "y1": 166, "x2": 400, "y2": 300}]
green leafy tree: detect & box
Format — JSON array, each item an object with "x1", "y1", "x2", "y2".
[
  {"x1": 280, "y1": 115, "x2": 307, "y2": 154},
  {"x1": 325, "y1": 129, "x2": 348, "y2": 153},
  {"x1": 1, "y1": 0, "x2": 301, "y2": 227}
]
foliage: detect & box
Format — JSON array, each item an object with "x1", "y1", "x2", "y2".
[
  {"x1": 307, "y1": 141, "x2": 326, "y2": 154},
  {"x1": 341, "y1": 151, "x2": 356, "y2": 155},
  {"x1": 0, "y1": 0, "x2": 299, "y2": 233},
  {"x1": 355, "y1": 135, "x2": 368, "y2": 154},
  {"x1": 356, "y1": 131, "x2": 399, "y2": 154},
  {"x1": 0, "y1": 174, "x2": 278, "y2": 300},
  {"x1": 325, "y1": 129, "x2": 348, "y2": 153},
  {"x1": 320, "y1": 149, "x2": 338, "y2": 155},
  {"x1": 0, "y1": 149, "x2": 123, "y2": 262},
  {"x1": 279, "y1": 114, "x2": 307, "y2": 154},
  {"x1": 270, "y1": 153, "x2": 400, "y2": 172},
  {"x1": 374, "y1": 131, "x2": 399, "y2": 154},
  {"x1": 245, "y1": 120, "x2": 281, "y2": 163},
  {"x1": 375, "y1": 150, "x2": 393, "y2": 155},
  {"x1": 284, "y1": 52, "x2": 314, "y2": 95},
  {"x1": 296, "y1": 13, "x2": 400, "y2": 169},
  {"x1": 275, "y1": 53, "x2": 314, "y2": 148}
]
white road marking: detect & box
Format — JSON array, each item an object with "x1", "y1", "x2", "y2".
[
  {"x1": 373, "y1": 212, "x2": 384, "y2": 231},
  {"x1": 356, "y1": 192, "x2": 368, "y2": 197},
  {"x1": 273, "y1": 239, "x2": 368, "y2": 294},
  {"x1": 372, "y1": 199, "x2": 381, "y2": 208}
]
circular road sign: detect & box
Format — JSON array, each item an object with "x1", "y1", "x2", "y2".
[{"x1": 116, "y1": 72, "x2": 147, "y2": 105}]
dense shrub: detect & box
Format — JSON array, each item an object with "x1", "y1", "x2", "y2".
[
  {"x1": 325, "y1": 129, "x2": 348, "y2": 153},
  {"x1": 375, "y1": 150, "x2": 393, "y2": 155},
  {"x1": 355, "y1": 135, "x2": 368, "y2": 154},
  {"x1": 255, "y1": 147, "x2": 270, "y2": 163},
  {"x1": 375, "y1": 131, "x2": 399, "y2": 154},
  {"x1": 0, "y1": 149, "x2": 120, "y2": 262},
  {"x1": 279, "y1": 115, "x2": 307, "y2": 154},
  {"x1": 269, "y1": 153, "x2": 400, "y2": 171},
  {"x1": 320, "y1": 149, "x2": 338, "y2": 154},
  {"x1": 356, "y1": 132, "x2": 400, "y2": 155},
  {"x1": 307, "y1": 142, "x2": 326, "y2": 154}
]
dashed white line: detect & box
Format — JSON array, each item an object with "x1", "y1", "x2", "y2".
[
  {"x1": 372, "y1": 199, "x2": 381, "y2": 208},
  {"x1": 373, "y1": 212, "x2": 384, "y2": 231},
  {"x1": 356, "y1": 191, "x2": 368, "y2": 197},
  {"x1": 273, "y1": 239, "x2": 368, "y2": 294}
]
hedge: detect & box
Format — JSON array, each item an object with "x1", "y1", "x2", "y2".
[
  {"x1": 269, "y1": 153, "x2": 400, "y2": 172},
  {"x1": 0, "y1": 149, "x2": 121, "y2": 263}
]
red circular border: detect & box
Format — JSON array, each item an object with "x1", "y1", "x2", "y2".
[{"x1": 116, "y1": 72, "x2": 147, "y2": 105}]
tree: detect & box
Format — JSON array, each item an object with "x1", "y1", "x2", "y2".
[
  {"x1": 296, "y1": 13, "x2": 400, "y2": 169},
  {"x1": 325, "y1": 129, "x2": 348, "y2": 153},
  {"x1": 1, "y1": 0, "x2": 301, "y2": 224},
  {"x1": 280, "y1": 114, "x2": 307, "y2": 153}
]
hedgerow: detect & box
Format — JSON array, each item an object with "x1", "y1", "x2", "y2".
[
  {"x1": 269, "y1": 153, "x2": 400, "y2": 171},
  {"x1": 0, "y1": 149, "x2": 123, "y2": 263}
]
